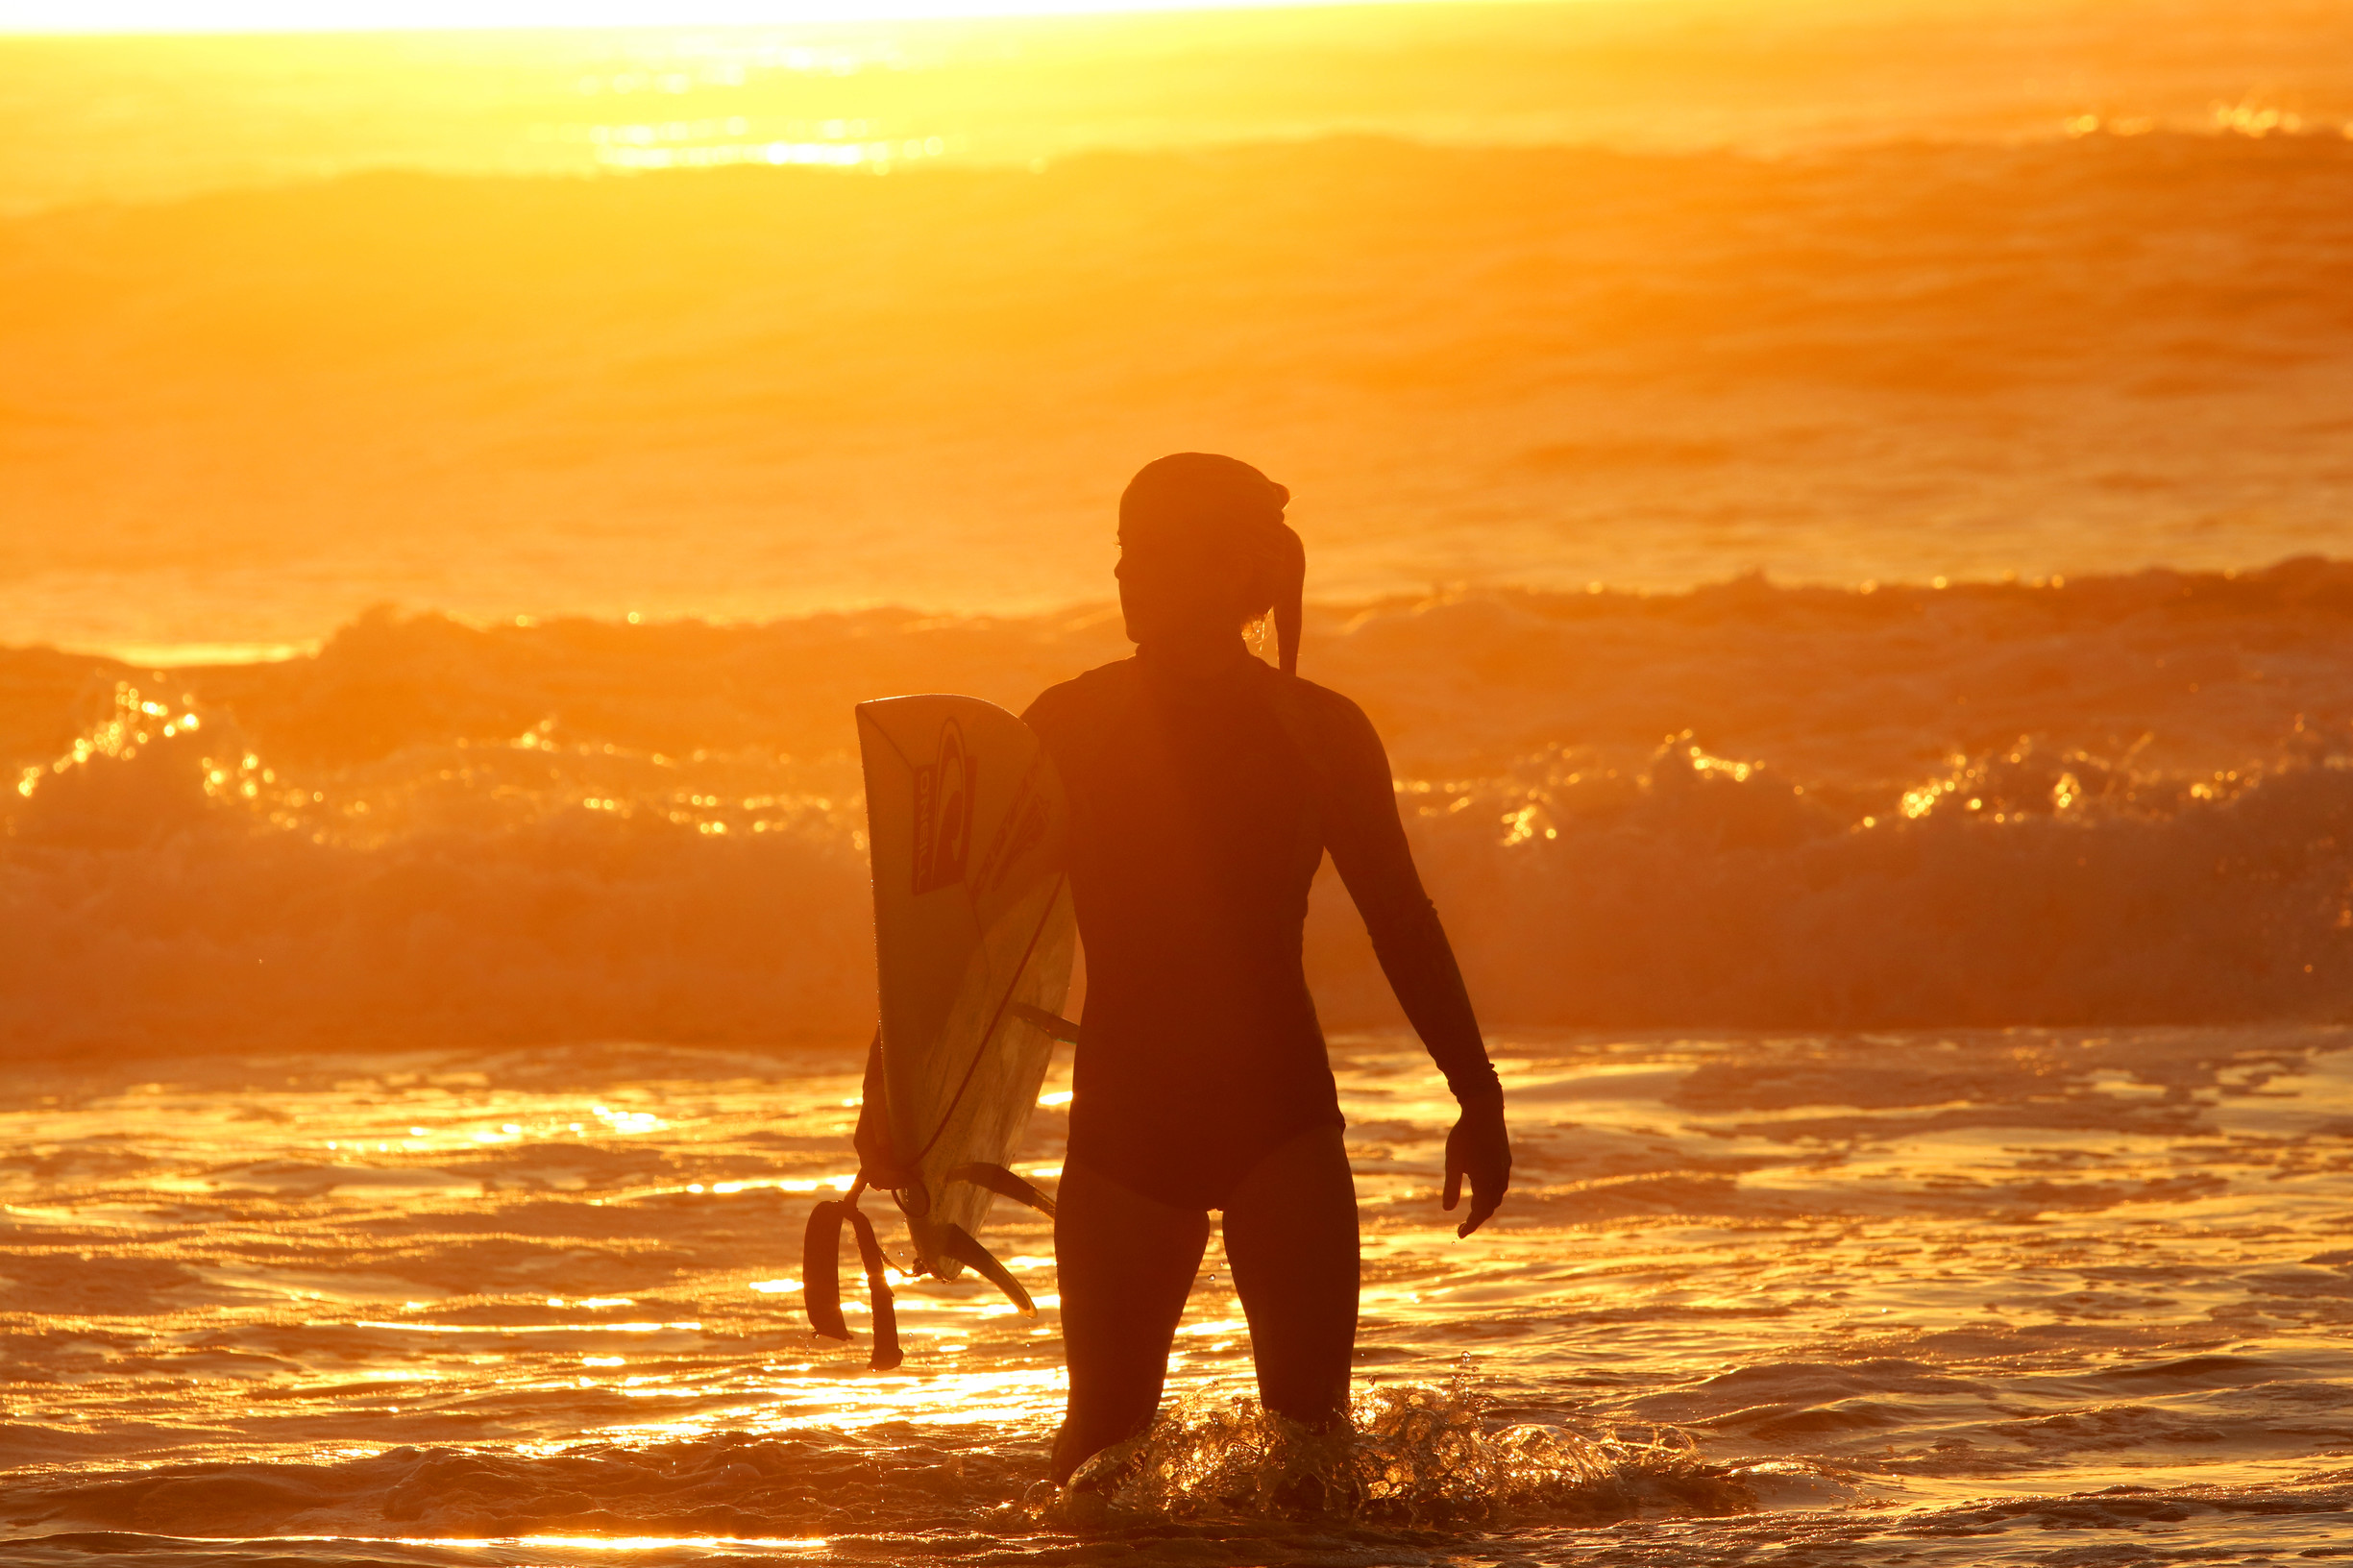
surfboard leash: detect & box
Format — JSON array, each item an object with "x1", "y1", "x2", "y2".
[{"x1": 803, "y1": 1173, "x2": 903, "y2": 1372}]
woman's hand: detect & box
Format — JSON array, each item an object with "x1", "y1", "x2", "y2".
[{"x1": 1442, "y1": 1095, "x2": 1511, "y2": 1237}]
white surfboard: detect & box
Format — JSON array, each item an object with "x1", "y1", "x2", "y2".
[{"x1": 853, "y1": 695, "x2": 1077, "y2": 1292}]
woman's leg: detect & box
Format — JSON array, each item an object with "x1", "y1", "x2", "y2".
[
  {"x1": 1220, "y1": 1123, "x2": 1360, "y2": 1430},
  {"x1": 1051, "y1": 1160, "x2": 1211, "y2": 1482}
]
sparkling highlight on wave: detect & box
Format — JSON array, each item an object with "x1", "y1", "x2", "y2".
[{"x1": 11, "y1": 567, "x2": 2353, "y2": 1049}]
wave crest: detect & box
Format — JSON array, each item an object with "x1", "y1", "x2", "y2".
[
  {"x1": 1365, "y1": 726, "x2": 2353, "y2": 1029},
  {"x1": 9, "y1": 570, "x2": 2353, "y2": 1050}
]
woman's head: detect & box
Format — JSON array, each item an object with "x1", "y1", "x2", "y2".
[{"x1": 1115, "y1": 453, "x2": 1305, "y2": 671}]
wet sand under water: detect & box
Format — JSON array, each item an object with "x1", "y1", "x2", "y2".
[{"x1": 4, "y1": 1027, "x2": 2351, "y2": 1564}]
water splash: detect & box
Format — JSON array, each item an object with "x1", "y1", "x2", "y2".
[{"x1": 1064, "y1": 1377, "x2": 1753, "y2": 1528}]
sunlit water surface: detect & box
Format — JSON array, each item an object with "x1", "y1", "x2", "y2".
[
  {"x1": 8, "y1": 1, "x2": 2353, "y2": 657},
  {"x1": 5, "y1": 1029, "x2": 2350, "y2": 1563}
]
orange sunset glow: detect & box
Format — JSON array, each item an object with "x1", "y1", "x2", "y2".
[{"x1": 6, "y1": 1, "x2": 2353, "y2": 1564}]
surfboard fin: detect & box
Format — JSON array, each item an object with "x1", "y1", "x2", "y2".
[
  {"x1": 941, "y1": 1222, "x2": 1037, "y2": 1317},
  {"x1": 1009, "y1": 1002, "x2": 1081, "y2": 1045},
  {"x1": 801, "y1": 1193, "x2": 903, "y2": 1371},
  {"x1": 946, "y1": 1161, "x2": 1057, "y2": 1217}
]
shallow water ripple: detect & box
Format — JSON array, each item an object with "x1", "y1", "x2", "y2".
[{"x1": 3, "y1": 1027, "x2": 2350, "y2": 1562}]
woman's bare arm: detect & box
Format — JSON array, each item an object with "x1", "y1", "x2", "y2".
[{"x1": 1314, "y1": 693, "x2": 1511, "y2": 1235}]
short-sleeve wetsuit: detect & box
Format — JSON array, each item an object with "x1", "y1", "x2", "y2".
[{"x1": 1022, "y1": 647, "x2": 1500, "y2": 1211}]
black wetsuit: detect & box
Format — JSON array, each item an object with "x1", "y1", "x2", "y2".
[{"x1": 1023, "y1": 649, "x2": 1500, "y2": 1210}]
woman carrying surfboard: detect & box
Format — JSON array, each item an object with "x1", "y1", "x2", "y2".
[{"x1": 1022, "y1": 453, "x2": 1512, "y2": 1484}]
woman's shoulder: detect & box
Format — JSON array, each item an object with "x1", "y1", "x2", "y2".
[
  {"x1": 1021, "y1": 656, "x2": 1143, "y2": 733},
  {"x1": 1264, "y1": 668, "x2": 1380, "y2": 740},
  {"x1": 1258, "y1": 668, "x2": 1389, "y2": 775}
]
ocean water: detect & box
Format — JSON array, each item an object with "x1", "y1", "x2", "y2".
[
  {"x1": 10, "y1": 567, "x2": 2353, "y2": 1556},
  {"x1": 8, "y1": 0, "x2": 2353, "y2": 1561},
  {"x1": 5, "y1": 0, "x2": 2353, "y2": 655},
  {"x1": 5, "y1": 1029, "x2": 2351, "y2": 1563},
  {"x1": 12, "y1": 563, "x2": 2353, "y2": 1053}
]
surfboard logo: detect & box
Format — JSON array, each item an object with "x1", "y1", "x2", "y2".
[
  {"x1": 973, "y1": 767, "x2": 1051, "y2": 895},
  {"x1": 910, "y1": 719, "x2": 978, "y2": 894}
]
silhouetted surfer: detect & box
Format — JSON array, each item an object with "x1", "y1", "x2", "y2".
[{"x1": 1022, "y1": 453, "x2": 1511, "y2": 1483}]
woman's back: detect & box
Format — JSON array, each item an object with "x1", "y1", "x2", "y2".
[
  {"x1": 1027, "y1": 649, "x2": 1334, "y2": 1210},
  {"x1": 1026, "y1": 647, "x2": 1494, "y2": 1211}
]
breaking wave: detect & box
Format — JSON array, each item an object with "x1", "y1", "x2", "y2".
[{"x1": 7, "y1": 559, "x2": 2353, "y2": 1052}]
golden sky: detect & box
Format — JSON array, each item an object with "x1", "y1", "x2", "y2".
[{"x1": 0, "y1": 0, "x2": 1459, "y2": 31}]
